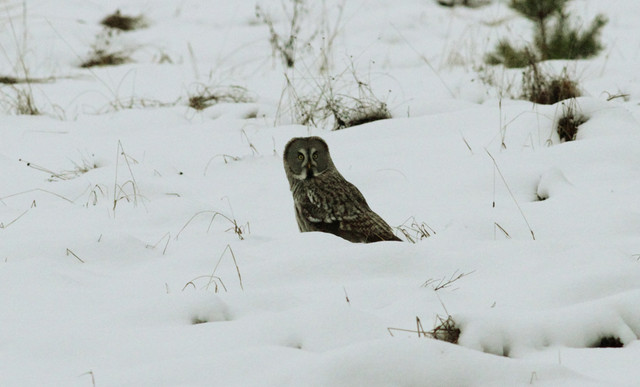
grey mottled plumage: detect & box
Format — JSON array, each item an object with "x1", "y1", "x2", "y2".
[{"x1": 283, "y1": 136, "x2": 401, "y2": 243}]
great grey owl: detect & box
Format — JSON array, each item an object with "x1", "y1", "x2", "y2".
[{"x1": 283, "y1": 136, "x2": 401, "y2": 243}]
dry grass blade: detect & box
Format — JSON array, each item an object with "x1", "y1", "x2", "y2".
[
  {"x1": 86, "y1": 184, "x2": 107, "y2": 207},
  {"x1": 66, "y1": 248, "x2": 85, "y2": 263},
  {"x1": 0, "y1": 188, "x2": 74, "y2": 204},
  {"x1": 176, "y1": 210, "x2": 249, "y2": 240},
  {"x1": 185, "y1": 274, "x2": 227, "y2": 293},
  {"x1": 203, "y1": 154, "x2": 241, "y2": 175},
  {"x1": 19, "y1": 156, "x2": 98, "y2": 181},
  {"x1": 146, "y1": 232, "x2": 171, "y2": 255},
  {"x1": 387, "y1": 315, "x2": 460, "y2": 344},
  {"x1": 207, "y1": 244, "x2": 243, "y2": 291},
  {"x1": 183, "y1": 244, "x2": 244, "y2": 293},
  {"x1": 485, "y1": 149, "x2": 535, "y2": 240},
  {"x1": 396, "y1": 216, "x2": 436, "y2": 243},
  {"x1": 112, "y1": 140, "x2": 142, "y2": 214},
  {"x1": 422, "y1": 270, "x2": 474, "y2": 291},
  {"x1": 390, "y1": 23, "x2": 454, "y2": 97},
  {"x1": 0, "y1": 209, "x2": 29, "y2": 229},
  {"x1": 79, "y1": 370, "x2": 96, "y2": 387},
  {"x1": 494, "y1": 222, "x2": 511, "y2": 239}
]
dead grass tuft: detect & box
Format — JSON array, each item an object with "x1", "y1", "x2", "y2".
[
  {"x1": 330, "y1": 99, "x2": 391, "y2": 131},
  {"x1": 12, "y1": 86, "x2": 39, "y2": 115},
  {"x1": 101, "y1": 10, "x2": 147, "y2": 31},
  {"x1": 521, "y1": 62, "x2": 580, "y2": 105},
  {"x1": 396, "y1": 217, "x2": 436, "y2": 243},
  {"x1": 80, "y1": 29, "x2": 133, "y2": 68},
  {"x1": 556, "y1": 99, "x2": 587, "y2": 142},
  {"x1": 80, "y1": 53, "x2": 129, "y2": 68},
  {"x1": 388, "y1": 315, "x2": 461, "y2": 344},
  {"x1": 282, "y1": 68, "x2": 391, "y2": 130},
  {"x1": 593, "y1": 336, "x2": 623, "y2": 348},
  {"x1": 188, "y1": 85, "x2": 254, "y2": 111},
  {"x1": 429, "y1": 315, "x2": 461, "y2": 344}
]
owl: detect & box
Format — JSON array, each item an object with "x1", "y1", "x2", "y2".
[{"x1": 283, "y1": 136, "x2": 401, "y2": 243}]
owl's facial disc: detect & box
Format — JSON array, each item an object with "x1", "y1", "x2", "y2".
[{"x1": 285, "y1": 137, "x2": 330, "y2": 181}]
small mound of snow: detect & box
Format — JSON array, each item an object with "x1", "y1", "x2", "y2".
[{"x1": 536, "y1": 168, "x2": 573, "y2": 200}]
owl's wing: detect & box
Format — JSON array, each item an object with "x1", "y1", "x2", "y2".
[{"x1": 298, "y1": 176, "x2": 400, "y2": 243}]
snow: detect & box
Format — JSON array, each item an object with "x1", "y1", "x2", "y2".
[{"x1": 1, "y1": 0, "x2": 640, "y2": 385}]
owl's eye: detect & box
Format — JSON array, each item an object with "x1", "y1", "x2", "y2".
[
  {"x1": 312, "y1": 153, "x2": 318, "y2": 160},
  {"x1": 297, "y1": 153, "x2": 304, "y2": 160}
]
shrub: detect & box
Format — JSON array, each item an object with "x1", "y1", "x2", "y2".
[
  {"x1": 486, "y1": 0, "x2": 607, "y2": 67},
  {"x1": 486, "y1": 42, "x2": 533, "y2": 69},
  {"x1": 545, "y1": 12, "x2": 607, "y2": 61}
]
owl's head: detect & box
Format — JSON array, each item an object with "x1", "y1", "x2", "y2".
[{"x1": 283, "y1": 136, "x2": 334, "y2": 180}]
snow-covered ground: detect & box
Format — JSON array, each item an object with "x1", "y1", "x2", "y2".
[{"x1": 2, "y1": 0, "x2": 640, "y2": 385}]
